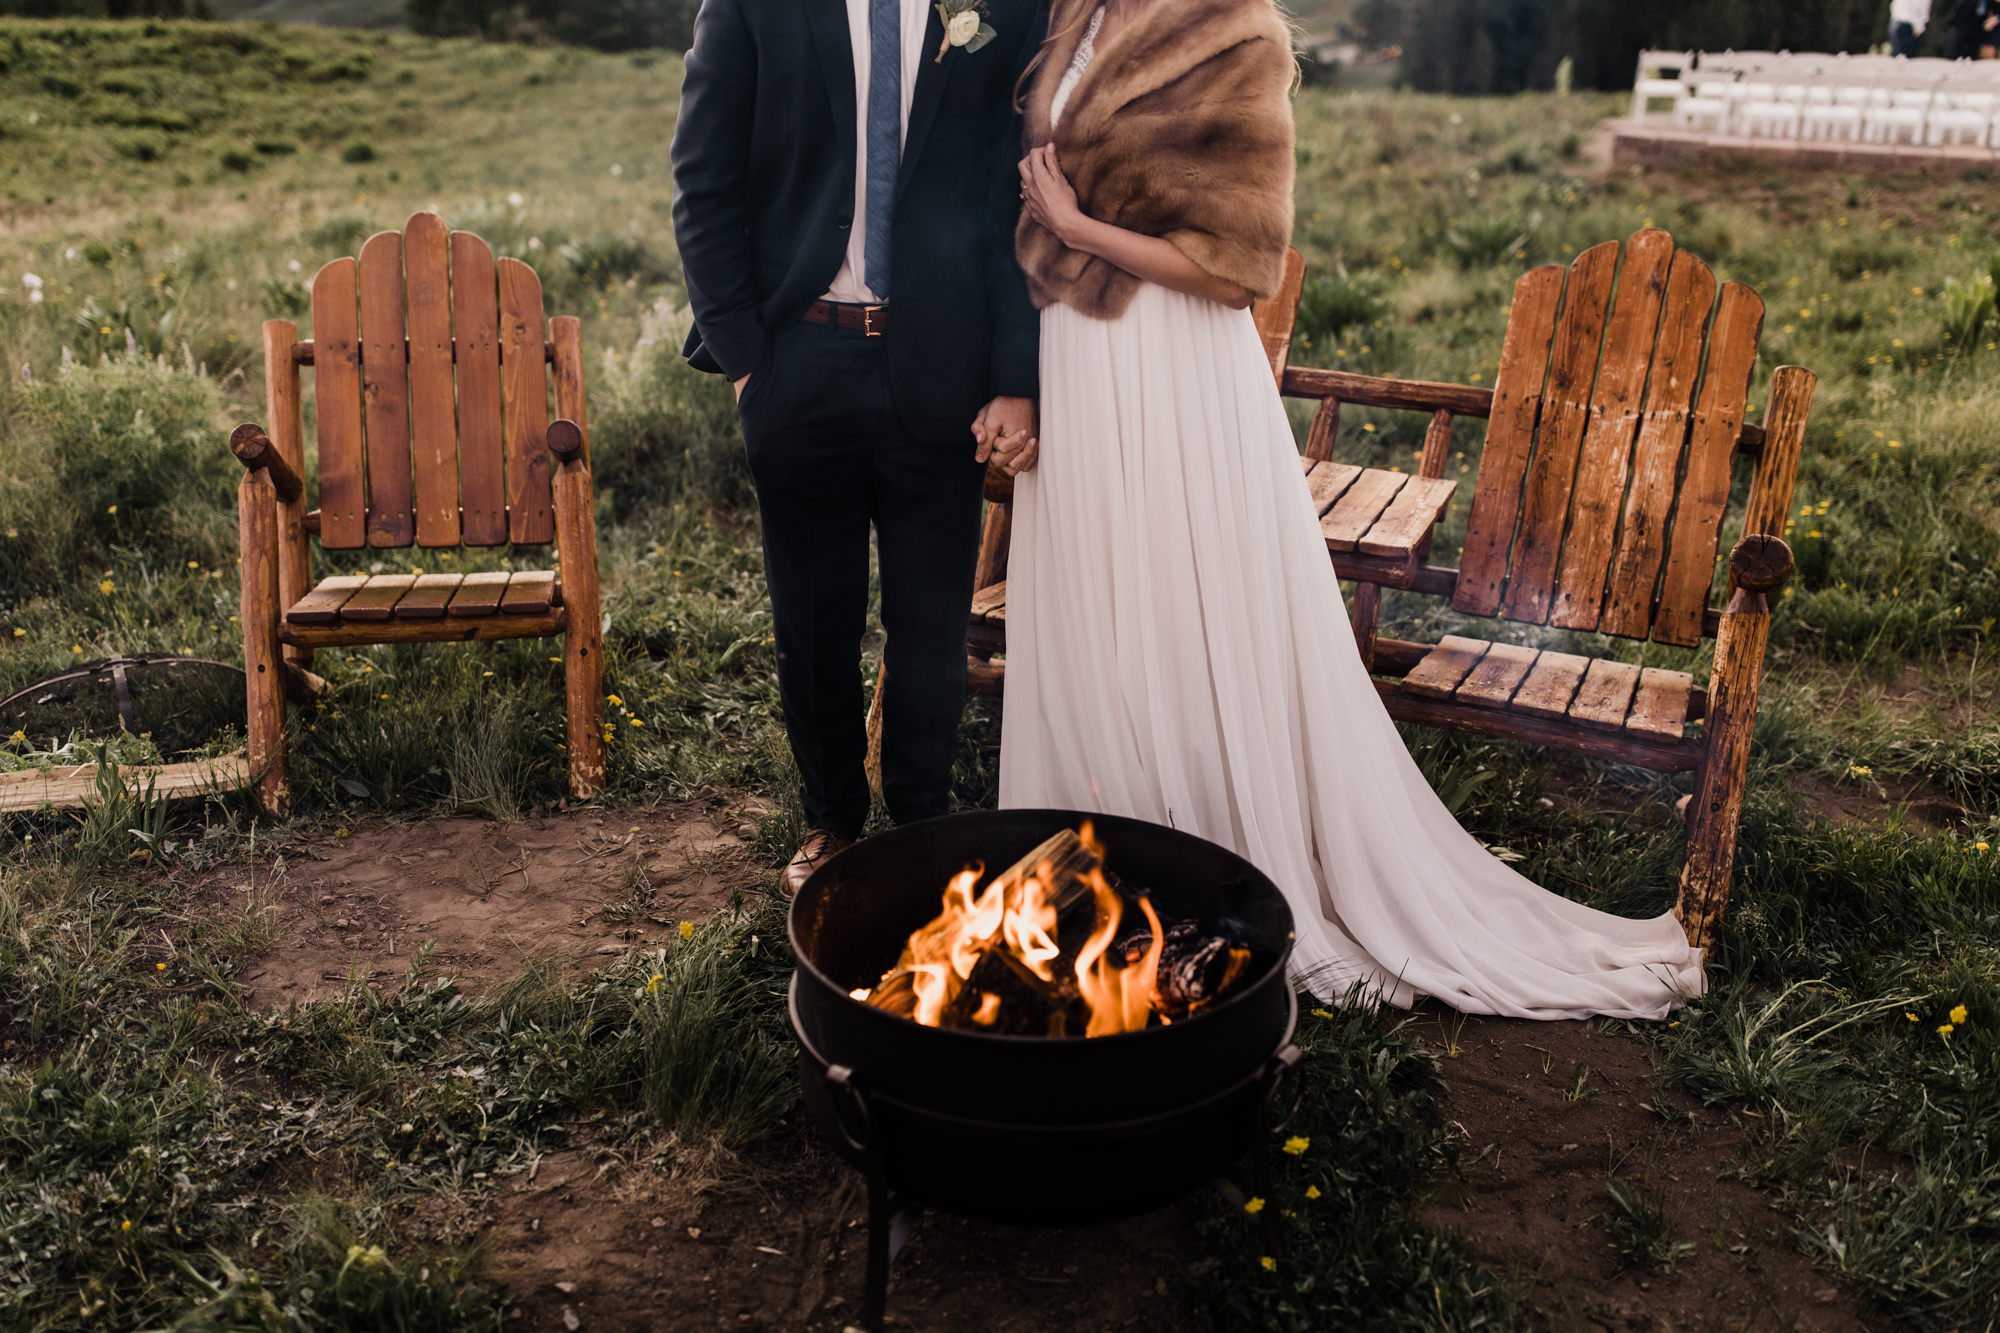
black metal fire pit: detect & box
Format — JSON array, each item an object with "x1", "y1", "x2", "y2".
[{"x1": 788, "y1": 809, "x2": 1300, "y2": 1328}]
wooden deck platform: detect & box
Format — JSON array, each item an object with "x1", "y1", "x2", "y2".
[{"x1": 1606, "y1": 117, "x2": 2000, "y2": 175}]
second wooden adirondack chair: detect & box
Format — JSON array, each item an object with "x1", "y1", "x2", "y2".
[
  {"x1": 232, "y1": 211, "x2": 604, "y2": 817},
  {"x1": 967, "y1": 232, "x2": 1813, "y2": 951}
]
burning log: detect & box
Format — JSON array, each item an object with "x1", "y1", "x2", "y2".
[
  {"x1": 941, "y1": 947, "x2": 1091, "y2": 1037},
  {"x1": 1124, "y1": 921, "x2": 1255, "y2": 1021},
  {"x1": 989, "y1": 828, "x2": 1102, "y2": 918}
]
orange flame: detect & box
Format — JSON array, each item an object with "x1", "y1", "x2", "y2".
[{"x1": 865, "y1": 822, "x2": 1163, "y2": 1037}]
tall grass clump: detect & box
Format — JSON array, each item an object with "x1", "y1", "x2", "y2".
[
  {"x1": 586, "y1": 906, "x2": 796, "y2": 1152},
  {"x1": 589, "y1": 300, "x2": 750, "y2": 518},
  {"x1": 1, "y1": 351, "x2": 232, "y2": 594}
]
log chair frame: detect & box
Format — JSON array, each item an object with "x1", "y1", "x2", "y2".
[
  {"x1": 967, "y1": 235, "x2": 1815, "y2": 950},
  {"x1": 234, "y1": 212, "x2": 605, "y2": 817}
]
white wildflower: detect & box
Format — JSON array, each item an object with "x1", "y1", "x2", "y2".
[{"x1": 508, "y1": 191, "x2": 524, "y2": 208}]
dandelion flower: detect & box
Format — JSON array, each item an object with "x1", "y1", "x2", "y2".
[
  {"x1": 679, "y1": 921, "x2": 695, "y2": 940},
  {"x1": 645, "y1": 973, "x2": 663, "y2": 994},
  {"x1": 9, "y1": 730, "x2": 24, "y2": 742},
  {"x1": 121, "y1": 1220, "x2": 132, "y2": 1232},
  {"x1": 1976, "y1": 842, "x2": 1991, "y2": 852},
  {"x1": 1950, "y1": 1004, "x2": 1968, "y2": 1025},
  {"x1": 187, "y1": 560, "x2": 198, "y2": 569},
  {"x1": 99, "y1": 579, "x2": 115, "y2": 595},
  {"x1": 1260, "y1": 1256, "x2": 1277, "y2": 1271},
  {"x1": 1282, "y1": 1136, "x2": 1310, "y2": 1156},
  {"x1": 107, "y1": 505, "x2": 117, "y2": 515},
  {"x1": 1906, "y1": 1012, "x2": 1919, "y2": 1022},
  {"x1": 1847, "y1": 764, "x2": 1872, "y2": 778},
  {"x1": 1312, "y1": 1007, "x2": 1334, "y2": 1019},
  {"x1": 11, "y1": 629, "x2": 23, "y2": 638},
  {"x1": 155, "y1": 962, "x2": 166, "y2": 972},
  {"x1": 1304, "y1": 1185, "x2": 1322, "y2": 1200},
  {"x1": 607, "y1": 693, "x2": 623, "y2": 707},
  {"x1": 1243, "y1": 1197, "x2": 1265, "y2": 1214},
  {"x1": 629, "y1": 717, "x2": 644, "y2": 727},
  {"x1": 1938, "y1": 1023, "x2": 1955, "y2": 1036}
]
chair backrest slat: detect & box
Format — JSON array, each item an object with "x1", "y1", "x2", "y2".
[
  {"x1": 405, "y1": 211, "x2": 461, "y2": 547},
  {"x1": 358, "y1": 230, "x2": 416, "y2": 547},
  {"x1": 497, "y1": 257, "x2": 554, "y2": 545},
  {"x1": 1454, "y1": 263, "x2": 1564, "y2": 615},
  {"x1": 1600, "y1": 251, "x2": 1718, "y2": 639},
  {"x1": 1253, "y1": 248, "x2": 1308, "y2": 385},
  {"x1": 451, "y1": 230, "x2": 509, "y2": 546},
  {"x1": 311, "y1": 256, "x2": 367, "y2": 550},
  {"x1": 1654, "y1": 282, "x2": 1764, "y2": 645},
  {"x1": 1550, "y1": 228, "x2": 1676, "y2": 631},
  {"x1": 1500, "y1": 240, "x2": 1620, "y2": 623},
  {"x1": 1453, "y1": 230, "x2": 1765, "y2": 645}
]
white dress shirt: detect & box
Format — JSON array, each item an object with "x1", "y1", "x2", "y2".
[
  {"x1": 1891, "y1": 0, "x2": 1929, "y2": 33},
  {"x1": 824, "y1": 0, "x2": 932, "y2": 305}
]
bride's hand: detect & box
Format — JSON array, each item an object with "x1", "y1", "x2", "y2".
[{"x1": 1018, "y1": 145, "x2": 1086, "y2": 246}]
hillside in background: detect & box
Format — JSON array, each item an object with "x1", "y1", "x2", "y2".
[{"x1": 207, "y1": 0, "x2": 401, "y2": 25}]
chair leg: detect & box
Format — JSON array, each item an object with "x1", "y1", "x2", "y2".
[
  {"x1": 238, "y1": 472, "x2": 289, "y2": 818},
  {"x1": 1675, "y1": 586, "x2": 1774, "y2": 952},
  {"x1": 552, "y1": 446, "x2": 606, "y2": 800},
  {"x1": 865, "y1": 664, "x2": 886, "y2": 801},
  {"x1": 1349, "y1": 581, "x2": 1381, "y2": 673}
]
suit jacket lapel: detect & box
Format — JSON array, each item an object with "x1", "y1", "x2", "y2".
[
  {"x1": 804, "y1": 0, "x2": 858, "y2": 170},
  {"x1": 897, "y1": 2, "x2": 953, "y2": 194}
]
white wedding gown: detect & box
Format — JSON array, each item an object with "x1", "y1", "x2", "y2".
[{"x1": 997, "y1": 13, "x2": 1705, "y2": 1020}]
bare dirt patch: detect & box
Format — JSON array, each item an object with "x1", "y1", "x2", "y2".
[
  {"x1": 1412, "y1": 1009, "x2": 1878, "y2": 1332},
  {"x1": 485, "y1": 1136, "x2": 1201, "y2": 1332},
  {"x1": 176, "y1": 803, "x2": 766, "y2": 1007}
]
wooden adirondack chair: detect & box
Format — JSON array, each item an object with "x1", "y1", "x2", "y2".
[
  {"x1": 231, "y1": 210, "x2": 604, "y2": 818},
  {"x1": 968, "y1": 231, "x2": 1813, "y2": 951}
]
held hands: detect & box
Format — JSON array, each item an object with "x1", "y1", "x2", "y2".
[
  {"x1": 1018, "y1": 145, "x2": 1086, "y2": 247},
  {"x1": 973, "y1": 396, "x2": 1040, "y2": 477}
]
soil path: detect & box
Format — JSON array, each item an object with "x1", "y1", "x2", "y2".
[
  {"x1": 177, "y1": 803, "x2": 761, "y2": 1006},
  {"x1": 1412, "y1": 1008, "x2": 1878, "y2": 1332}
]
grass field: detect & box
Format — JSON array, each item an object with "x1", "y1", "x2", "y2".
[{"x1": 1, "y1": 16, "x2": 1997, "y2": 1331}]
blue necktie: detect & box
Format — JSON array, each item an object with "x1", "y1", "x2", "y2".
[{"x1": 865, "y1": 0, "x2": 900, "y2": 299}]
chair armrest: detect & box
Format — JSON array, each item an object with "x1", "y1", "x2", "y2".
[{"x1": 230, "y1": 423, "x2": 303, "y2": 504}]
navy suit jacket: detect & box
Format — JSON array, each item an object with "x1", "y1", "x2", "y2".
[{"x1": 670, "y1": 0, "x2": 1046, "y2": 440}]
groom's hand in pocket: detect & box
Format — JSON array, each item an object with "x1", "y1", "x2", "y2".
[{"x1": 973, "y1": 396, "x2": 1039, "y2": 476}]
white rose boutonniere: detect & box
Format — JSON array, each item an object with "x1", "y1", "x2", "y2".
[{"x1": 934, "y1": 0, "x2": 996, "y2": 62}]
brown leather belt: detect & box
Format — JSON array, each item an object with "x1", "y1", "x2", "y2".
[{"x1": 802, "y1": 299, "x2": 890, "y2": 336}]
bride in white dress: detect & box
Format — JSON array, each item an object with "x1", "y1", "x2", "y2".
[{"x1": 997, "y1": 0, "x2": 1704, "y2": 1020}]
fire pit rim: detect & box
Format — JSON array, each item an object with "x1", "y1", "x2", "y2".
[{"x1": 787, "y1": 807, "x2": 1297, "y2": 1049}]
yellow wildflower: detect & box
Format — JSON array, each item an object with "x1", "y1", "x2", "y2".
[
  {"x1": 629, "y1": 717, "x2": 645, "y2": 727},
  {"x1": 1282, "y1": 1136, "x2": 1310, "y2": 1156},
  {"x1": 1906, "y1": 1012, "x2": 1919, "y2": 1022},
  {"x1": 98, "y1": 579, "x2": 115, "y2": 595},
  {"x1": 679, "y1": 921, "x2": 695, "y2": 940},
  {"x1": 1976, "y1": 842, "x2": 1991, "y2": 852},
  {"x1": 8, "y1": 730, "x2": 23, "y2": 743},
  {"x1": 155, "y1": 962, "x2": 166, "y2": 972},
  {"x1": 645, "y1": 973, "x2": 663, "y2": 994},
  {"x1": 1938, "y1": 1023, "x2": 1955, "y2": 1037},
  {"x1": 1312, "y1": 1007, "x2": 1334, "y2": 1019},
  {"x1": 1260, "y1": 1256, "x2": 1277, "y2": 1272},
  {"x1": 607, "y1": 694, "x2": 623, "y2": 707},
  {"x1": 1243, "y1": 1197, "x2": 1265, "y2": 1214},
  {"x1": 1950, "y1": 1004, "x2": 1968, "y2": 1025},
  {"x1": 1848, "y1": 764, "x2": 1872, "y2": 778},
  {"x1": 11, "y1": 628, "x2": 23, "y2": 637},
  {"x1": 121, "y1": 1220, "x2": 132, "y2": 1232},
  {"x1": 1305, "y1": 1185, "x2": 1322, "y2": 1200},
  {"x1": 187, "y1": 560, "x2": 199, "y2": 569}
]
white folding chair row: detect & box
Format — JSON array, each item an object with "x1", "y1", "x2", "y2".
[{"x1": 1640, "y1": 51, "x2": 2000, "y2": 146}]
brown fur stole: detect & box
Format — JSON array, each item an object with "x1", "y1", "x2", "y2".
[{"x1": 1015, "y1": 0, "x2": 1297, "y2": 319}]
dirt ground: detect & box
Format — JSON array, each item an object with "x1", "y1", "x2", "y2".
[
  {"x1": 1410, "y1": 1008, "x2": 1877, "y2": 1333},
  {"x1": 175, "y1": 802, "x2": 763, "y2": 1006},
  {"x1": 180, "y1": 813, "x2": 1876, "y2": 1331}
]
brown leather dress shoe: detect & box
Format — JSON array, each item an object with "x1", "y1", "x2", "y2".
[{"x1": 783, "y1": 829, "x2": 853, "y2": 898}]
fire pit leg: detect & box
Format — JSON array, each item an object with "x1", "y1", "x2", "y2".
[{"x1": 825, "y1": 1064, "x2": 921, "y2": 1331}]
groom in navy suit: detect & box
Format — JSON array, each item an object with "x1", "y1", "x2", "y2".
[{"x1": 672, "y1": 0, "x2": 1046, "y2": 893}]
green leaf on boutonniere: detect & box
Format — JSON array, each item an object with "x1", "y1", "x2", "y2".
[{"x1": 965, "y1": 22, "x2": 997, "y2": 53}]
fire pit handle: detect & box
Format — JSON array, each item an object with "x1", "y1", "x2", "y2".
[
  {"x1": 1258, "y1": 1043, "x2": 1304, "y2": 1136},
  {"x1": 822, "y1": 1063, "x2": 875, "y2": 1156}
]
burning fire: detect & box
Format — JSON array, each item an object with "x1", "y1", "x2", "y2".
[{"x1": 851, "y1": 823, "x2": 1169, "y2": 1037}]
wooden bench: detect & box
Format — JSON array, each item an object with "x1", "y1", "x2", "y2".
[
  {"x1": 233, "y1": 210, "x2": 605, "y2": 817},
  {"x1": 967, "y1": 232, "x2": 1814, "y2": 950}
]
